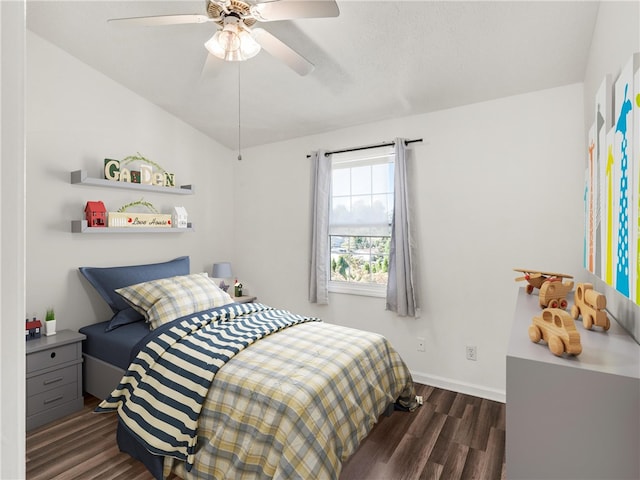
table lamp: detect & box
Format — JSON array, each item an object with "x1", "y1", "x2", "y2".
[{"x1": 212, "y1": 262, "x2": 232, "y2": 292}]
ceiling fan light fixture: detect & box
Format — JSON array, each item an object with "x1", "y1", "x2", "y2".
[
  {"x1": 219, "y1": 24, "x2": 241, "y2": 51},
  {"x1": 204, "y1": 19, "x2": 260, "y2": 61},
  {"x1": 204, "y1": 31, "x2": 227, "y2": 58},
  {"x1": 238, "y1": 30, "x2": 261, "y2": 59}
]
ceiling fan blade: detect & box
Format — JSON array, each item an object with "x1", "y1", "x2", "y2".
[
  {"x1": 251, "y1": 0, "x2": 339, "y2": 22},
  {"x1": 108, "y1": 14, "x2": 212, "y2": 27},
  {"x1": 252, "y1": 28, "x2": 314, "y2": 76}
]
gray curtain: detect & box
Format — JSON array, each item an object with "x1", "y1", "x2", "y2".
[
  {"x1": 386, "y1": 138, "x2": 419, "y2": 316},
  {"x1": 309, "y1": 150, "x2": 331, "y2": 304}
]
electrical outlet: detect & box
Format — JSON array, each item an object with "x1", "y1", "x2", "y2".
[
  {"x1": 466, "y1": 345, "x2": 477, "y2": 361},
  {"x1": 417, "y1": 337, "x2": 425, "y2": 352}
]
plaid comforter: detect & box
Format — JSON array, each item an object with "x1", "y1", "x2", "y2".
[
  {"x1": 165, "y1": 315, "x2": 417, "y2": 480},
  {"x1": 97, "y1": 303, "x2": 320, "y2": 470}
]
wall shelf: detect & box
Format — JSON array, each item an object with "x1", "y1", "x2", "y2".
[
  {"x1": 70, "y1": 170, "x2": 194, "y2": 195},
  {"x1": 71, "y1": 220, "x2": 194, "y2": 234}
]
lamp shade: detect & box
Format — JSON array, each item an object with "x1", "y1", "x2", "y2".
[
  {"x1": 212, "y1": 262, "x2": 233, "y2": 278},
  {"x1": 204, "y1": 22, "x2": 261, "y2": 61}
]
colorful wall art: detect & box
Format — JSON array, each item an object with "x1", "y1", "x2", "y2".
[
  {"x1": 634, "y1": 60, "x2": 640, "y2": 303},
  {"x1": 595, "y1": 75, "x2": 612, "y2": 280},
  {"x1": 606, "y1": 128, "x2": 615, "y2": 287},
  {"x1": 586, "y1": 125, "x2": 596, "y2": 273},
  {"x1": 587, "y1": 53, "x2": 640, "y2": 304}
]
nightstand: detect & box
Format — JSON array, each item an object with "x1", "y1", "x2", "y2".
[
  {"x1": 232, "y1": 295, "x2": 257, "y2": 303},
  {"x1": 26, "y1": 329, "x2": 86, "y2": 431}
]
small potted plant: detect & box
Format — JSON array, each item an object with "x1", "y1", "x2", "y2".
[{"x1": 45, "y1": 308, "x2": 56, "y2": 336}]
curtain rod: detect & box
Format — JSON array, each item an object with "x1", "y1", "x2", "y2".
[{"x1": 306, "y1": 138, "x2": 423, "y2": 158}]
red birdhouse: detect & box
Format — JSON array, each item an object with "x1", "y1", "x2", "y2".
[
  {"x1": 85, "y1": 201, "x2": 107, "y2": 227},
  {"x1": 25, "y1": 319, "x2": 42, "y2": 340}
]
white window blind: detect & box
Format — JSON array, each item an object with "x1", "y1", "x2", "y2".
[{"x1": 330, "y1": 147, "x2": 395, "y2": 237}]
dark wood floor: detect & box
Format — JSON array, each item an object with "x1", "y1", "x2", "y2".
[{"x1": 26, "y1": 383, "x2": 505, "y2": 480}]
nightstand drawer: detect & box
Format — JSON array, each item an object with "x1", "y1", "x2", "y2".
[
  {"x1": 26, "y1": 343, "x2": 79, "y2": 374},
  {"x1": 27, "y1": 364, "x2": 78, "y2": 397},
  {"x1": 26, "y1": 382, "x2": 78, "y2": 416}
]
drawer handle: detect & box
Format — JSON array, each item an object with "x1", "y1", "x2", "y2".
[
  {"x1": 50, "y1": 352, "x2": 56, "y2": 359},
  {"x1": 44, "y1": 395, "x2": 64, "y2": 405},
  {"x1": 43, "y1": 377, "x2": 63, "y2": 386}
]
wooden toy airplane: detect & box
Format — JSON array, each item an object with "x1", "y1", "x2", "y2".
[{"x1": 513, "y1": 268, "x2": 574, "y2": 294}]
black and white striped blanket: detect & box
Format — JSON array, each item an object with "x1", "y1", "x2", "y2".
[{"x1": 96, "y1": 302, "x2": 320, "y2": 470}]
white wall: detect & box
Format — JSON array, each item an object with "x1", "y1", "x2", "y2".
[
  {"x1": 1, "y1": 2, "x2": 26, "y2": 478},
  {"x1": 232, "y1": 83, "x2": 586, "y2": 401},
  {"x1": 26, "y1": 32, "x2": 236, "y2": 332}
]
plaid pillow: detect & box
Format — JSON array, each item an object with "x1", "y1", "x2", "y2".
[{"x1": 116, "y1": 272, "x2": 234, "y2": 329}]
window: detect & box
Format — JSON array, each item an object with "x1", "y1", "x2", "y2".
[{"x1": 329, "y1": 147, "x2": 395, "y2": 296}]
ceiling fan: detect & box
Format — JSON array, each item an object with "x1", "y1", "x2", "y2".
[{"x1": 108, "y1": 0, "x2": 340, "y2": 76}]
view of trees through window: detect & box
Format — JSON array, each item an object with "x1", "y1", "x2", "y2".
[{"x1": 330, "y1": 235, "x2": 390, "y2": 284}]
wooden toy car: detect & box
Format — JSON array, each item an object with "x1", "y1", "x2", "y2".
[
  {"x1": 513, "y1": 268, "x2": 573, "y2": 295},
  {"x1": 571, "y1": 283, "x2": 610, "y2": 331},
  {"x1": 538, "y1": 278, "x2": 574, "y2": 309},
  {"x1": 528, "y1": 308, "x2": 582, "y2": 356}
]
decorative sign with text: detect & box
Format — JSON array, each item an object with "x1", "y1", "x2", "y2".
[
  {"x1": 108, "y1": 212, "x2": 172, "y2": 228},
  {"x1": 108, "y1": 198, "x2": 172, "y2": 228},
  {"x1": 104, "y1": 153, "x2": 175, "y2": 188}
]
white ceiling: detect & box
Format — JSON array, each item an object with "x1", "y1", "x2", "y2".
[{"x1": 26, "y1": 1, "x2": 600, "y2": 150}]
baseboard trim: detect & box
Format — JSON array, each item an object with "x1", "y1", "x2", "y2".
[{"x1": 411, "y1": 370, "x2": 506, "y2": 403}]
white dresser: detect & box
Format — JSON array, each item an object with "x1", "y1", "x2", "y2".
[{"x1": 506, "y1": 288, "x2": 640, "y2": 479}]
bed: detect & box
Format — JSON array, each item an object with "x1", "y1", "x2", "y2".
[{"x1": 78, "y1": 257, "x2": 418, "y2": 480}]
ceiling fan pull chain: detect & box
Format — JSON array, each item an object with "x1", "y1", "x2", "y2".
[{"x1": 237, "y1": 62, "x2": 242, "y2": 161}]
